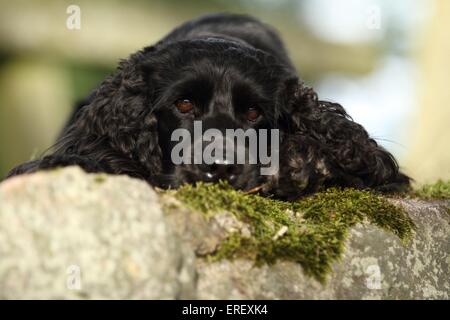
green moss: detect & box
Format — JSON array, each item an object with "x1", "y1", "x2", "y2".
[
  {"x1": 412, "y1": 180, "x2": 450, "y2": 200},
  {"x1": 175, "y1": 181, "x2": 415, "y2": 283},
  {"x1": 94, "y1": 175, "x2": 106, "y2": 184}
]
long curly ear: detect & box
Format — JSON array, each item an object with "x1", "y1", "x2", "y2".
[
  {"x1": 277, "y1": 81, "x2": 410, "y2": 196},
  {"x1": 6, "y1": 48, "x2": 163, "y2": 182},
  {"x1": 57, "y1": 48, "x2": 163, "y2": 180}
]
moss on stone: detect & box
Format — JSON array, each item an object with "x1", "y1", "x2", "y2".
[
  {"x1": 94, "y1": 175, "x2": 106, "y2": 184},
  {"x1": 412, "y1": 180, "x2": 450, "y2": 200},
  {"x1": 175, "y1": 181, "x2": 415, "y2": 283}
]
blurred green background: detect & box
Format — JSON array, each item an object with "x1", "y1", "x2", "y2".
[{"x1": 0, "y1": 0, "x2": 449, "y2": 184}]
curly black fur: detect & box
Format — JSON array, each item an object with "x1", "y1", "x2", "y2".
[{"x1": 6, "y1": 13, "x2": 410, "y2": 200}]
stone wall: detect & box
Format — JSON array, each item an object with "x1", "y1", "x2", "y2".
[{"x1": 0, "y1": 167, "x2": 448, "y2": 299}]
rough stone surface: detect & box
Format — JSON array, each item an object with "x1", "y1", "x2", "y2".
[
  {"x1": 0, "y1": 167, "x2": 448, "y2": 299},
  {"x1": 194, "y1": 204, "x2": 450, "y2": 299},
  {"x1": 0, "y1": 167, "x2": 196, "y2": 299}
]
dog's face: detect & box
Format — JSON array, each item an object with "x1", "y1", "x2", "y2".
[{"x1": 144, "y1": 39, "x2": 294, "y2": 191}]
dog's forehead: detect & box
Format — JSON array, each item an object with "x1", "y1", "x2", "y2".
[{"x1": 145, "y1": 38, "x2": 290, "y2": 83}]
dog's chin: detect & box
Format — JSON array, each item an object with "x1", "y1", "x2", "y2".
[{"x1": 155, "y1": 164, "x2": 265, "y2": 191}]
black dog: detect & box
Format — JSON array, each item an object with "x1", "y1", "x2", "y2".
[{"x1": 6, "y1": 13, "x2": 410, "y2": 200}]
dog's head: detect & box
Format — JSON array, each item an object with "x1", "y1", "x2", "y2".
[
  {"x1": 140, "y1": 38, "x2": 296, "y2": 191},
  {"x1": 16, "y1": 37, "x2": 408, "y2": 199}
]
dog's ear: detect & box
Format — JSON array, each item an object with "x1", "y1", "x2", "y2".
[
  {"x1": 59, "y1": 48, "x2": 163, "y2": 179},
  {"x1": 5, "y1": 48, "x2": 163, "y2": 181},
  {"x1": 280, "y1": 81, "x2": 410, "y2": 194}
]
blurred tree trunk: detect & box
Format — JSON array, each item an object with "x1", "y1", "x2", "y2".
[
  {"x1": 405, "y1": 0, "x2": 450, "y2": 184},
  {"x1": 0, "y1": 59, "x2": 71, "y2": 177}
]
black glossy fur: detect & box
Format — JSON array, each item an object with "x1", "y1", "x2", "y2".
[{"x1": 6, "y1": 13, "x2": 410, "y2": 200}]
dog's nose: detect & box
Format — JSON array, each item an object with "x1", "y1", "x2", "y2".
[{"x1": 201, "y1": 159, "x2": 242, "y2": 182}]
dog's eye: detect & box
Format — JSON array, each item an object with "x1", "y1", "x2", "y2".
[
  {"x1": 175, "y1": 99, "x2": 194, "y2": 113},
  {"x1": 246, "y1": 108, "x2": 260, "y2": 122}
]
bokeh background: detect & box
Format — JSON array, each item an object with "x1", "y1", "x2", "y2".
[{"x1": 0, "y1": 0, "x2": 449, "y2": 184}]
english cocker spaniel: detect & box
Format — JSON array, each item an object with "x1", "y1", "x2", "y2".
[{"x1": 6, "y1": 13, "x2": 410, "y2": 200}]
